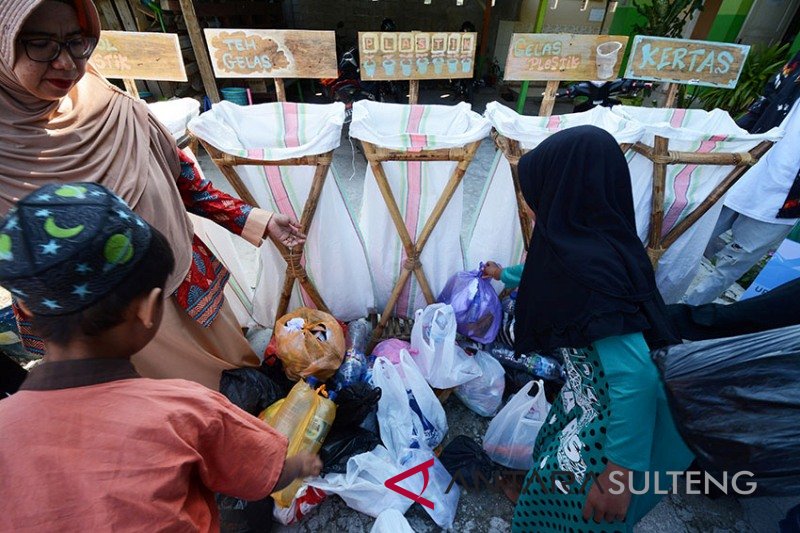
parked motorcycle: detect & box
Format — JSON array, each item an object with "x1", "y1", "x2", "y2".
[{"x1": 555, "y1": 79, "x2": 653, "y2": 112}]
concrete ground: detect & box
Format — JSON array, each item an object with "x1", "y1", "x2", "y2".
[{"x1": 193, "y1": 84, "x2": 794, "y2": 533}]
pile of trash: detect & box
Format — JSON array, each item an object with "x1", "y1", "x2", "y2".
[{"x1": 217, "y1": 268, "x2": 568, "y2": 531}]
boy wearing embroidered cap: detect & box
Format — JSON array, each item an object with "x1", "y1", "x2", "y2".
[{"x1": 0, "y1": 183, "x2": 321, "y2": 531}]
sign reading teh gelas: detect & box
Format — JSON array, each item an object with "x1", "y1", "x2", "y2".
[
  {"x1": 624, "y1": 36, "x2": 750, "y2": 89},
  {"x1": 204, "y1": 29, "x2": 337, "y2": 79}
]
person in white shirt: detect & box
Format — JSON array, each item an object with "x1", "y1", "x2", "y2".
[{"x1": 683, "y1": 51, "x2": 800, "y2": 305}]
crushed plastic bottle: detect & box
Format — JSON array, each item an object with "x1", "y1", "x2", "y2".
[
  {"x1": 486, "y1": 343, "x2": 565, "y2": 383},
  {"x1": 334, "y1": 320, "x2": 372, "y2": 389}
]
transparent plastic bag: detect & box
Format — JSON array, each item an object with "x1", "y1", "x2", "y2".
[{"x1": 455, "y1": 350, "x2": 506, "y2": 417}]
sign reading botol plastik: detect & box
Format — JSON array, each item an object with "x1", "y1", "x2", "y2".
[
  {"x1": 204, "y1": 29, "x2": 338, "y2": 79},
  {"x1": 624, "y1": 36, "x2": 750, "y2": 89},
  {"x1": 503, "y1": 34, "x2": 630, "y2": 81},
  {"x1": 91, "y1": 31, "x2": 187, "y2": 81}
]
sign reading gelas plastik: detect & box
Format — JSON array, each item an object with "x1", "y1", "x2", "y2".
[
  {"x1": 204, "y1": 29, "x2": 338, "y2": 79},
  {"x1": 91, "y1": 31, "x2": 186, "y2": 81},
  {"x1": 504, "y1": 34, "x2": 629, "y2": 81},
  {"x1": 624, "y1": 36, "x2": 750, "y2": 89}
]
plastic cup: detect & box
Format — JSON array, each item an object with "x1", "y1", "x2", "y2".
[
  {"x1": 596, "y1": 41, "x2": 623, "y2": 80},
  {"x1": 401, "y1": 59, "x2": 413, "y2": 76},
  {"x1": 382, "y1": 59, "x2": 396, "y2": 76},
  {"x1": 416, "y1": 57, "x2": 430, "y2": 75}
]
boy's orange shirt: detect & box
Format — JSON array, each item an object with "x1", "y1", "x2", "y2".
[{"x1": 0, "y1": 362, "x2": 288, "y2": 532}]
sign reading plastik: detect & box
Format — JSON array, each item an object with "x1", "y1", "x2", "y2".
[
  {"x1": 91, "y1": 31, "x2": 186, "y2": 81},
  {"x1": 624, "y1": 36, "x2": 749, "y2": 89},
  {"x1": 359, "y1": 31, "x2": 477, "y2": 81},
  {"x1": 504, "y1": 34, "x2": 629, "y2": 81},
  {"x1": 204, "y1": 29, "x2": 338, "y2": 79}
]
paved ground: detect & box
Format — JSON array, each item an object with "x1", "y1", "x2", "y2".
[{"x1": 196, "y1": 84, "x2": 795, "y2": 532}]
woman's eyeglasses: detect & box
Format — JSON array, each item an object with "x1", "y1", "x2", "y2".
[{"x1": 19, "y1": 36, "x2": 98, "y2": 63}]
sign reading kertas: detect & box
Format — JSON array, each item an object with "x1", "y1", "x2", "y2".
[
  {"x1": 91, "y1": 31, "x2": 186, "y2": 81},
  {"x1": 624, "y1": 36, "x2": 750, "y2": 89},
  {"x1": 204, "y1": 29, "x2": 338, "y2": 79},
  {"x1": 504, "y1": 34, "x2": 629, "y2": 81}
]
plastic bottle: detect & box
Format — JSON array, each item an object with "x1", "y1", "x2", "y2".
[
  {"x1": 524, "y1": 354, "x2": 564, "y2": 382},
  {"x1": 362, "y1": 354, "x2": 378, "y2": 386},
  {"x1": 272, "y1": 386, "x2": 337, "y2": 508},
  {"x1": 269, "y1": 378, "x2": 317, "y2": 439},
  {"x1": 334, "y1": 320, "x2": 371, "y2": 389}
]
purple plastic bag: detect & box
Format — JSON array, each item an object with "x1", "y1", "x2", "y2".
[{"x1": 437, "y1": 266, "x2": 502, "y2": 344}]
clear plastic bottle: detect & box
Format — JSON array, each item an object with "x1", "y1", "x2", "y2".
[{"x1": 524, "y1": 354, "x2": 564, "y2": 382}]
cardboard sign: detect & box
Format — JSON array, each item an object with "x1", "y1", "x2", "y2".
[
  {"x1": 204, "y1": 29, "x2": 338, "y2": 79},
  {"x1": 741, "y1": 238, "x2": 800, "y2": 300},
  {"x1": 91, "y1": 31, "x2": 186, "y2": 81},
  {"x1": 504, "y1": 34, "x2": 629, "y2": 81},
  {"x1": 359, "y1": 31, "x2": 477, "y2": 81},
  {"x1": 624, "y1": 36, "x2": 750, "y2": 89}
]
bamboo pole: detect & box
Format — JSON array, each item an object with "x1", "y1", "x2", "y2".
[
  {"x1": 122, "y1": 78, "x2": 139, "y2": 98},
  {"x1": 539, "y1": 80, "x2": 560, "y2": 117},
  {"x1": 664, "y1": 83, "x2": 679, "y2": 108},
  {"x1": 632, "y1": 142, "x2": 756, "y2": 166},
  {"x1": 409, "y1": 80, "x2": 419, "y2": 105},
  {"x1": 492, "y1": 131, "x2": 533, "y2": 248},
  {"x1": 647, "y1": 135, "x2": 670, "y2": 266},
  {"x1": 275, "y1": 78, "x2": 286, "y2": 102}
]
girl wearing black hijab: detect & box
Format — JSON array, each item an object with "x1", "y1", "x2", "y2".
[{"x1": 511, "y1": 126, "x2": 692, "y2": 532}]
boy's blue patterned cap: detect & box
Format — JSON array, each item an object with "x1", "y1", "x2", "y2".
[{"x1": 0, "y1": 183, "x2": 151, "y2": 316}]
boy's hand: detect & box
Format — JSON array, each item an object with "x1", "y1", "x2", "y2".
[
  {"x1": 482, "y1": 261, "x2": 502, "y2": 281},
  {"x1": 582, "y1": 462, "x2": 631, "y2": 524},
  {"x1": 295, "y1": 452, "x2": 323, "y2": 477},
  {"x1": 266, "y1": 213, "x2": 306, "y2": 248}
]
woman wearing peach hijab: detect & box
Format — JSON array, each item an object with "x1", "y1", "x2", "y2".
[{"x1": 0, "y1": 0, "x2": 305, "y2": 389}]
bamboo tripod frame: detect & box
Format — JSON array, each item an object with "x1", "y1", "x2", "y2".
[
  {"x1": 198, "y1": 140, "x2": 335, "y2": 326},
  {"x1": 360, "y1": 139, "x2": 482, "y2": 345},
  {"x1": 492, "y1": 130, "x2": 772, "y2": 266}
]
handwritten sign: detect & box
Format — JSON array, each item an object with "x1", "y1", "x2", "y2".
[
  {"x1": 90, "y1": 31, "x2": 186, "y2": 81},
  {"x1": 504, "y1": 34, "x2": 629, "y2": 81},
  {"x1": 624, "y1": 36, "x2": 750, "y2": 89},
  {"x1": 204, "y1": 29, "x2": 337, "y2": 79},
  {"x1": 359, "y1": 31, "x2": 477, "y2": 81}
]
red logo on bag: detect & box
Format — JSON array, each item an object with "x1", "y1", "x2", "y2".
[{"x1": 384, "y1": 458, "x2": 436, "y2": 509}]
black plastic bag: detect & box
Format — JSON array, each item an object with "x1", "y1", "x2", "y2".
[
  {"x1": 219, "y1": 367, "x2": 283, "y2": 416},
  {"x1": 216, "y1": 493, "x2": 273, "y2": 533},
  {"x1": 320, "y1": 427, "x2": 381, "y2": 474},
  {"x1": 653, "y1": 325, "x2": 800, "y2": 496},
  {"x1": 439, "y1": 435, "x2": 496, "y2": 490},
  {"x1": 331, "y1": 382, "x2": 382, "y2": 430}
]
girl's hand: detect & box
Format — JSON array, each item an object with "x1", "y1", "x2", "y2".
[
  {"x1": 582, "y1": 462, "x2": 632, "y2": 524},
  {"x1": 482, "y1": 261, "x2": 503, "y2": 281},
  {"x1": 266, "y1": 213, "x2": 306, "y2": 247}
]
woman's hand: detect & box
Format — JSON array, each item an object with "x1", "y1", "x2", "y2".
[
  {"x1": 265, "y1": 213, "x2": 306, "y2": 247},
  {"x1": 582, "y1": 461, "x2": 632, "y2": 524},
  {"x1": 482, "y1": 261, "x2": 503, "y2": 281}
]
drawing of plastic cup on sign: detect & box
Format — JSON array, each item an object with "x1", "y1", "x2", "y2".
[
  {"x1": 383, "y1": 58, "x2": 396, "y2": 76},
  {"x1": 432, "y1": 55, "x2": 445, "y2": 74},
  {"x1": 416, "y1": 57, "x2": 429, "y2": 74},
  {"x1": 447, "y1": 57, "x2": 459, "y2": 74},
  {"x1": 401, "y1": 58, "x2": 413, "y2": 76},
  {"x1": 364, "y1": 58, "x2": 377, "y2": 78},
  {"x1": 595, "y1": 40, "x2": 623, "y2": 80},
  {"x1": 461, "y1": 57, "x2": 472, "y2": 73}
]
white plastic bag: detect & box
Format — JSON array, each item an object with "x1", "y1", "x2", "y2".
[
  {"x1": 308, "y1": 445, "x2": 419, "y2": 518},
  {"x1": 454, "y1": 350, "x2": 505, "y2": 417},
  {"x1": 271, "y1": 485, "x2": 326, "y2": 525},
  {"x1": 483, "y1": 380, "x2": 550, "y2": 470},
  {"x1": 402, "y1": 448, "x2": 461, "y2": 530},
  {"x1": 370, "y1": 509, "x2": 415, "y2": 533},
  {"x1": 411, "y1": 303, "x2": 482, "y2": 389},
  {"x1": 373, "y1": 352, "x2": 448, "y2": 455}
]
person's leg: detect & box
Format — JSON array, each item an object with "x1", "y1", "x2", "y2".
[
  {"x1": 683, "y1": 214, "x2": 793, "y2": 305},
  {"x1": 703, "y1": 206, "x2": 738, "y2": 259}
]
